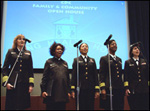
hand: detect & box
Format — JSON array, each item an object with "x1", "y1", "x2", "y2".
[
  {"x1": 6, "y1": 83, "x2": 14, "y2": 90},
  {"x1": 95, "y1": 92, "x2": 100, "y2": 98},
  {"x1": 29, "y1": 86, "x2": 33, "y2": 93},
  {"x1": 101, "y1": 89, "x2": 106, "y2": 95},
  {"x1": 101, "y1": 89, "x2": 106, "y2": 100},
  {"x1": 42, "y1": 92, "x2": 48, "y2": 98},
  {"x1": 125, "y1": 89, "x2": 131, "y2": 96},
  {"x1": 68, "y1": 93, "x2": 71, "y2": 99},
  {"x1": 71, "y1": 92, "x2": 75, "y2": 99}
]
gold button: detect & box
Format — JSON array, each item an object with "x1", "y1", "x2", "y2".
[
  {"x1": 116, "y1": 67, "x2": 118, "y2": 70},
  {"x1": 85, "y1": 64, "x2": 87, "y2": 66},
  {"x1": 117, "y1": 75, "x2": 119, "y2": 77},
  {"x1": 86, "y1": 67, "x2": 88, "y2": 70},
  {"x1": 116, "y1": 64, "x2": 118, "y2": 66},
  {"x1": 117, "y1": 71, "x2": 119, "y2": 74},
  {"x1": 20, "y1": 65, "x2": 22, "y2": 67},
  {"x1": 20, "y1": 69, "x2": 22, "y2": 72},
  {"x1": 138, "y1": 75, "x2": 141, "y2": 77},
  {"x1": 20, "y1": 60, "x2": 22, "y2": 62},
  {"x1": 138, "y1": 71, "x2": 140, "y2": 73},
  {"x1": 138, "y1": 68, "x2": 139, "y2": 70},
  {"x1": 86, "y1": 77, "x2": 88, "y2": 79},
  {"x1": 86, "y1": 72, "x2": 88, "y2": 74},
  {"x1": 139, "y1": 79, "x2": 141, "y2": 81}
]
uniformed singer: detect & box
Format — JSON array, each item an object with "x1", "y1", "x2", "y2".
[
  {"x1": 40, "y1": 42, "x2": 71, "y2": 110},
  {"x1": 2, "y1": 34, "x2": 34, "y2": 110},
  {"x1": 71, "y1": 43, "x2": 100, "y2": 110},
  {"x1": 124, "y1": 43, "x2": 149, "y2": 110},
  {"x1": 99, "y1": 39, "x2": 124, "y2": 110}
]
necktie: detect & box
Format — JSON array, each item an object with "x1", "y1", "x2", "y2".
[
  {"x1": 84, "y1": 56, "x2": 87, "y2": 62},
  {"x1": 135, "y1": 60, "x2": 139, "y2": 65},
  {"x1": 113, "y1": 57, "x2": 116, "y2": 60}
]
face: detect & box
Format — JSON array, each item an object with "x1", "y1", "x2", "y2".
[
  {"x1": 80, "y1": 43, "x2": 88, "y2": 55},
  {"x1": 16, "y1": 36, "x2": 25, "y2": 48},
  {"x1": 55, "y1": 45, "x2": 63, "y2": 58},
  {"x1": 109, "y1": 41, "x2": 117, "y2": 54},
  {"x1": 132, "y1": 46, "x2": 140, "y2": 57}
]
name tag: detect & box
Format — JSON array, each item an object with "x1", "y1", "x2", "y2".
[
  {"x1": 11, "y1": 52, "x2": 16, "y2": 54},
  {"x1": 141, "y1": 62, "x2": 146, "y2": 65},
  {"x1": 129, "y1": 64, "x2": 134, "y2": 66},
  {"x1": 24, "y1": 52, "x2": 30, "y2": 55},
  {"x1": 50, "y1": 63, "x2": 56, "y2": 68},
  {"x1": 79, "y1": 61, "x2": 83, "y2": 63},
  {"x1": 89, "y1": 59, "x2": 94, "y2": 63},
  {"x1": 110, "y1": 60, "x2": 113, "y2": 62},
  {"x1": 63, "y1": 64, "x2": 68, "y2": 68}
]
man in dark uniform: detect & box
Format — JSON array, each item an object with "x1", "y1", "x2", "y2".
[
  {"x1": 99, "y1": 39, "x2": 124, "y2": 110},
  {"x1": 2, "y1": 34, "x2": 34, "y2": 110},
  {"x1": 40, "y1": 42, "x2": 71, "y2": 110},
  {"x1": 124, "y1": 43, "x2": 149, "y2": 110},
  {"x1": 71, "y1": 43, "x2": 100, "y2": 110}
]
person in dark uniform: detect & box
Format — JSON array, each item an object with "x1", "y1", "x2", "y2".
[
  {"x1": 40, "y1": 42, "x2": 71, "y2": 110},
  {"x1": 2, "y1": 34, "x2": 34, "y2": 110},
  {"x1": 124, "y1": 43, "x2": 149, "y2": 110},
  {"x1": 99, "y1": 39, "x2": 124, "y2": 110},
  {"x1": 71, "y1": 43, "x2": 100, "y2": 110}
]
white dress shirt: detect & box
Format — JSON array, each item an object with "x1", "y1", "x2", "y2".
[
  {"x1": 81, "y1": 55, "x2": 88, "y2": 62},
  {"x1": 132, "y1": 57, "x2": 139, "y2": 65},
  {"x1": 109, "y1": 54, "x2": 116, "y2": 61}
]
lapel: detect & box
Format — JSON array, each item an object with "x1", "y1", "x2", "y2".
[
  {"x1": 138, "y1": 58, "x2": 144, "y2": 69},
  {"x1": 107, "y1": 54, "x2": 114, "y2": 63},
  {"x1": 80, "y1": 55, "x2": 84, "y2": 61},
  {"x1": 80, "y1": 55, "x2": 89, "y2": 63},
  {"x1": 115, "y1": 56, "x2": 120, "y2": 63},
  {"x1": 14, "y1": 48, "x2": 19, "y2": 54},
  {"x1": 87, "y1": 56, "x2": 90, "y2": 63},
  {"x1": 78, "y1": 55, "x2": 84, "y2": 63},
  {"x1": 131, "y1": 58, "x2": 138, "y2": 67},
  {"x1": 15, "y1": 48, "x2": 25, "y2": 56},
  {"x1": 139, "y1": 58, "x2": 144, "y2": 66}
]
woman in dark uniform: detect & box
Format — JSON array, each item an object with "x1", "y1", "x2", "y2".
[
  {"x1": 40, "y1": 42, "x2": 71, "y2": 110},
  {"x1": 99, "y1": 40, "x2": 124, "y2": 110},
  {"x1": 71, "y1": 43, "x2": 100, "y2": 110},
  {"x1": 124, "y1": 43, "x2": 149, "y2": 110},
  {"x1": 2, "y1": 34, "x2": 34, "y2": 110}
]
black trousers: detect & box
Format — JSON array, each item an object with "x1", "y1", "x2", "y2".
[
  {"x1": 46, "y1": 101, "x2": 66, "y2": 110},
  {"x1": 5, "y1": 83, "x2": 30, "y2": 110},
  {"x1": 75, "y1": 89, "x2": 95, "y2": 110},
  {"x1": 100, "y1": 89, "x2": 124, "y2": 110},
  {"x1": 127, "y1": 93, "x2": 149, "y2": 110}
]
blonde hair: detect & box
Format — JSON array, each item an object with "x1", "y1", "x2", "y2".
[{"x1": 12, "y1": 34, "x2": 26, "y2": 50}]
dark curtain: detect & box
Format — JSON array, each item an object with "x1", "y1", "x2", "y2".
[{"x1": 127, "y1": 1, "x2": 149, "y2": 63}]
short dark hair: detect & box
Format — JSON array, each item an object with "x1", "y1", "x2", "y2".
[
  {"x1": 106, "y1": 39, "x2": 115, "y2": 48},
  {"x1": 79, "y1": 43, "x2": 88, "y2": 50},
  {"x1": 49, "y1": 41, "x2": 65, "y2": 56},
  {"x1": 129, "y1": 44, "x2": 140, "y2": 58}
]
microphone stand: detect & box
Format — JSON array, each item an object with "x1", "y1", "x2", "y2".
[
  {"x1": 73, "y1": 44, "x2": 80, "y2": 110},
  {"x1": 4, "y1": 41, "x2": 27, "y2": 88},
  {"x1": 73, "y1": 40, "x2": 82, "y2": 110},
  {"x1": 76, "y1": 45, "x2": 80, "y2": 110},
  {"x1": 107, "y1": 44, "x2": 113, "y2": 110}
]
